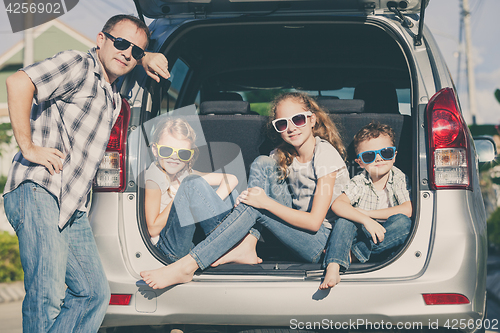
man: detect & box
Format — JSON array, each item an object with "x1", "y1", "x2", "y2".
[{"x1": 3, "y1": 14, "x2": 169, "y2": 332}]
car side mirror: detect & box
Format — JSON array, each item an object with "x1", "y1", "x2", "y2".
[{"x1": 473, "y1": 136, "x2": 497, "y2": 163}]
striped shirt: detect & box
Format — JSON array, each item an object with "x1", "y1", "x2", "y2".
[
  {"x1": 343, "y1": 166, "x2": 411, "y2": 211},
  {"x1": 3, "y1": 47, "x2": 122, "y2": 229}
]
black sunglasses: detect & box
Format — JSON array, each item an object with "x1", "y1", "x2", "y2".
[
  {"x1": 102, "y1": 31, "x2": 145, "y2": 60},
  {"x1": 357, "y1": 146, "x2": 396, "y2": 164}
]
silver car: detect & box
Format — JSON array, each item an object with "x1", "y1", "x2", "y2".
[{"x1": 91, "y1": 0, "x2": 495, "y2": 331}]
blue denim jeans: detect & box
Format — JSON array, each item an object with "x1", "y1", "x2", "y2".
[
  {"x1": 3, "y1": 181, "x2": 110, "y2": 333},
  {"x1": 189, "y1": 156, "x2": 331, "y2": 269},
  {"x1": 155, "y1": 174, "x2": 249, "y2": 262},
  {"x1": 324, "y1": 214, "x2": 411, "y2": 270}
]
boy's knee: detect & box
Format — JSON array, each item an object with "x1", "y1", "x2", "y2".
[{"x1": 388, "y1": 214, "x2": 412, "y2": 234}]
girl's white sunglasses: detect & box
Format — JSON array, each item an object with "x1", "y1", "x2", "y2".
[{"x1": 272, "y1": 111, "x2": 313, "y2": 133}]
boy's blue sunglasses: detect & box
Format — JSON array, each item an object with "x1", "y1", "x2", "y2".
[{"x1": 357, "y1": 146, "x2": 396, "y2": 164}]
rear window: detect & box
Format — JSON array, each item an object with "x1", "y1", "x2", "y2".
[{"x1": 152, "y1": 21, "x2": 411, "y2": 116}]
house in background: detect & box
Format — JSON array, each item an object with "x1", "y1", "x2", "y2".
[
  {"x1": 0, "y1": 19, "x2": 95, "y2": 178},
  {"x1": 0, "y1": 19, "x2": 95, "y2": 119}
]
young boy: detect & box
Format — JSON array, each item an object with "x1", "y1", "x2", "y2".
[{"x1": 319, "y1": 122, "x2": 412, "y2": 289}]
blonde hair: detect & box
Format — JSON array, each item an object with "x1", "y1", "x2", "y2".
[
  {"x1": 268, "y1": 92, "x2": 346, "y2": 179},
  {"x1": 152, "y1": 117, "x2": 199, "y2": 181}
]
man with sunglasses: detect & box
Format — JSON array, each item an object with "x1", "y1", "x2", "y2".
[
  {"x1": 3, "y1": 14, "x2": 170, "y2": 332},
  {"x1": 320, "y1": 122, "x2": 412, "y2": 289}
]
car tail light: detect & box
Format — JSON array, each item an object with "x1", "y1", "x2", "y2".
[
  {"x1": 109, "y1": 294, "x2": 132, "y2": 305},
  {"x1": 422, "y1": 293, "x2": 470, "y2": 305},
  {"x1": 427, "y1": 88, "x2": 471, "y2": 190},
  {"x1": 93, "y1": 99, "x2": 131, "y2": 192}
]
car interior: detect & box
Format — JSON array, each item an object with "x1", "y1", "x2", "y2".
[{"x1": 138, "y1": 19, "x2": 415, "y2": 275}]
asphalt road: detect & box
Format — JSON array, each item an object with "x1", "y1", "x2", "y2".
[
  {"x1": 488, "y1": 297, "x2": 500, "y2": 330},
  {"x1": 0, "y1": 299, "x2": 22, "y2": 333}
]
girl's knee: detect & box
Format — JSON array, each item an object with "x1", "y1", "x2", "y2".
[
  {"x1": 180, "y1": 174, "x2": 208, "y2": 191},
  {"x1": 251, "y1": 155, "x2": 276, "y2": 170},
  {"x1": 334, "y1": 218, "x2": 358, "y2": 231},
  {"x1": 183, "y1": 174, "x2": 203, "y2": 183}
]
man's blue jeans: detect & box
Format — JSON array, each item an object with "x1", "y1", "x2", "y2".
[
  {"x1": 324, "y1": 214, "x2": 412, "y2": 271},
  {"x1": 188, "y1": 156, "x2": 331, "y2": 269},
  {"x1": 3, "y1": 181, "x2": 110, "y2": 333}
]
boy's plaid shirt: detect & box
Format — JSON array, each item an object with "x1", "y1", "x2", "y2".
[
  {"x1": 343, "y1": 166, "x2": 411, "y2": 210},
  {"x1": 3, "y1": 48, "x2": 122, "y2": 229}
]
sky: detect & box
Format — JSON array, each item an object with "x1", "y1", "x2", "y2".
[{"x1": 0, "y1": 0, "x2": 499, "y2": 124}]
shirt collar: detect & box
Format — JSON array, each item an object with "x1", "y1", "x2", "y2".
[
  {"x1": 88, "y1": 47, "x2": 116, "y2": 88},
  {"x1": 361, "y1": 168, "x2": 395, "y2": 186}
]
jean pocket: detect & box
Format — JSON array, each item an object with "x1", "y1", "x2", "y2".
[
  {"x1": 32, "y1": 184, "x2": 55, "y2": 198},
  {"x1": 3, "y1": 189, "x2": 25, "y2": 233}
]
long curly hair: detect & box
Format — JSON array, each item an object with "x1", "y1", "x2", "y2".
[{"x1": 268, "y1": 92, "x2": 346, "y2": 179}]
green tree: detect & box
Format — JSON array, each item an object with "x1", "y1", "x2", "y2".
[
  {"x1": 0, "y1": 124, "x2": 18, "y2": 281},
  {"x1": 0, "y1": 123, "x2": 12, "y2": 146},
  {"x1": 488, "y1": 207, "x2": 500, "y2": 250},
  {"x1": 483, "y1": 89, "x2": 500, "y2": 249},
  {"x1": 0, "y1": 122, "x2": 12, "y2": 192},
  {"x1": 0, "y1": 231, "x2": 23, "y2": 282}
]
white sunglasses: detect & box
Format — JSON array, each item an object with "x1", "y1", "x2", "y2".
[{"x1": 272, "y1": 111, "x2": 313, "y2": 133}]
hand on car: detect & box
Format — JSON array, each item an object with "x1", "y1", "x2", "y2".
[
  {"x1": 22, "y1": 143, "x2": 65, "y2": 175},
  {"x1": 140, "y1": 53, "x2": 170, "y2": 82}
]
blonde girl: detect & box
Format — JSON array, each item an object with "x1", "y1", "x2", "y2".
[
  {"x1": 145, "y1": 118, "x2": 259, "y2": 264},
  {"x1": 141, "y1": 92, "x2": 349, "y2": 289}
]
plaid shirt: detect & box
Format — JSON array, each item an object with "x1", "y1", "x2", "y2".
[
  {"x1": 343, "y1": 166, "x2": 411, "y2": 210},
  {"x1": 4, "y1": 48, "x2": 121, "y2": 229}
]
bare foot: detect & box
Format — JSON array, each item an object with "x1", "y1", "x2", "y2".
[
  {"x1": 319, "y1": 263, "x2": 341, "y2": 290},
  {"x1": 140, "y1": 255, "x2": 199, "y2": 289},
  {"x1": 211, "y1": 233, "x2": 263, "y2": 267}
]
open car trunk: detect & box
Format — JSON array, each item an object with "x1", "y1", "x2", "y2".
[
  {"x1": 134, "y1": 0, "x2": 428, "y2": 18},
  {"x1": 136, "y1": 15, "x2": 415, "y2": 277}
]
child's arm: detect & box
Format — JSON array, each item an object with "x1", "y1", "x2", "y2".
[
  {"x1": 144, "y1": 180, "x2": 173, "y2": 238},
  {"x1": 238, "y1": 172, "x2": 337, "y2": 232},
  {"x1": 331, "y1": 193, "x2": 387, "y2": 244},
  {"x1": 357, "y1": 200, "x2": 412, "y2": 220},
  {"x1": 193, "y1": 171, "x2": 238, "y2": 201}
]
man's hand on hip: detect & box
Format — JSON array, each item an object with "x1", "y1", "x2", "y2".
[{"x1": 22, "y1": 144, "x2": 66, "y2": 175}]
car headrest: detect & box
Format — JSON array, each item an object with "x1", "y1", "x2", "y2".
[
  {"x1": 206, "y1": 92, "x2": 244, "y2": 101},
  {"x1": 353, "y1": 81, "x2": 399, "y2": 114},
  {"x1": 199, "y1": 101, "x2": 252, "y2": 115},
  {"x1": 317, "y1": 99, "x2": 365, "y2": 113}
]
